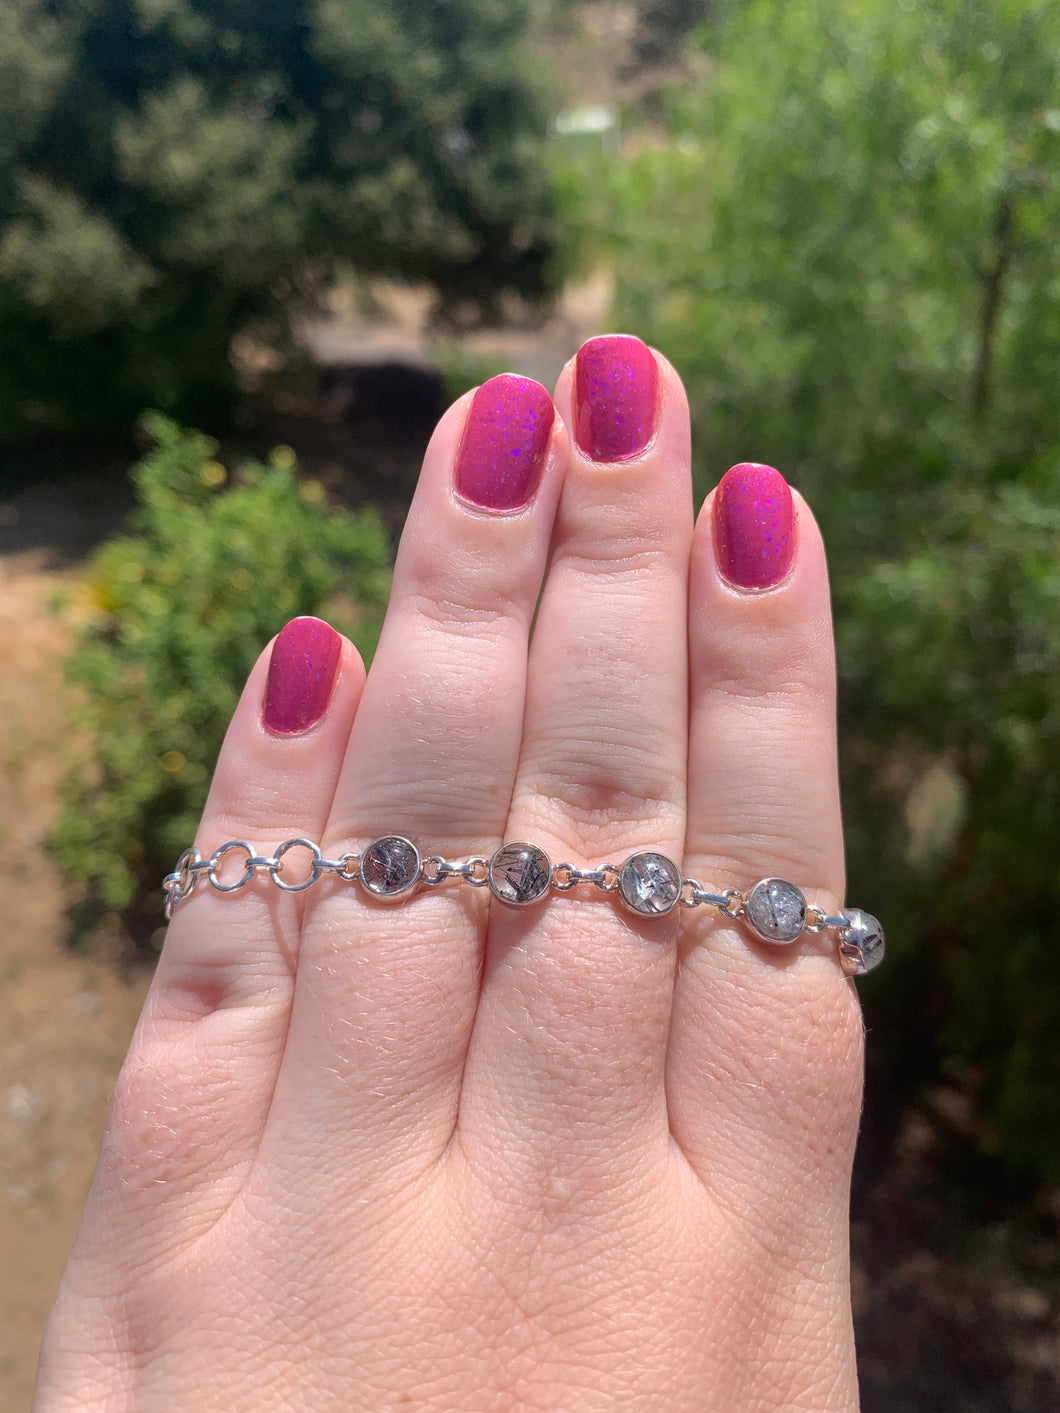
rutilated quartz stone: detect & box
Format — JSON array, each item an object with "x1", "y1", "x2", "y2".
[
  {"x1": 744, "y1": 878, "x2": 807, "y2": 943},
  {"x1": 489, "y1": 843, "x2": 552, "y2": 905},
  {"x1": 618, "y1": 852, "x2": 682, "y2": 916},
  {"x1": 840, "y1": 910, "x2": 885, "y2": 973},
  {"x1": 360, "y1": 836, "x2": 421, "y2": 898}
]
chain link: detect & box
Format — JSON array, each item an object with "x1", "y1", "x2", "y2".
[
  {"x1": 270, "y1": 838, "x2": 324, "y2": 893},
  {"x1": 464, "y1": 857, "x2": 490, "y2": 887},
  {"x1": 718, "y1": 888, "x2": 746, "y2": 919},
  {"x1": 550, "y1": 863, "x2": 578, "y2": 892},
  {"x1": 596, "y1": 864, "x2": 620, "y2": 894},
  {"x1": 422, "y1": 856, "x2": 490, "y2": 888},
  {"x1": 551, "y1": 864, "x2": 619, "y2": 894}
]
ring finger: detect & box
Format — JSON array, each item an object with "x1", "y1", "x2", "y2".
[{"x1": 264, "y1": 376, "x2": 568, "y2": 1179}]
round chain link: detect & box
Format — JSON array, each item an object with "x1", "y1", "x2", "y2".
[
  {"x1": 163, "y1": 847, "x2": 203, "y2": 918},
  {"x1": 329, "y1": 853, "x2": 361, "y2": 881},
  {"x1": 270, "y1": 838, "x2": 324, "y2": 893},
  {"x1": 167, "y1": 847, "x2": 202, "y2": 899},
  {"x1": 207, "y1": 841, "x2": 258, "y2": 893},
  {"x1": 679, "y1": 878, "x2": 703, "y2": 908}
]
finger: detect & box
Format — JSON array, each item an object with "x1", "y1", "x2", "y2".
[
  {"x1": 82, "y1": 619, "x2": 363, "y2": 1251},
  {"x1": 265, "y1": 377, "x2": 568, "y2": 1176},
  {"x1": 464, "y1": 337, "x2": 694, "y2": 1178},
  {"x1": 670, "y1": 465, "x2": 864, "y2": 1225}
]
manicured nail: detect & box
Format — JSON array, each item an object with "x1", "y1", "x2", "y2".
[
  {"x1": 713, "y1": 463, "x2": 795, "y2": 590},
  {"x1": 574, "y1": 334, "x2": 659, "y2": 462},
  {"x1": 263, "y1": 617, "x2": 342, "y2": 735},
  {"x1": 454, "y1": 374, "x2": 554, "y2": 511}
]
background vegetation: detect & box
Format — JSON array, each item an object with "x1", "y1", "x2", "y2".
[
  {"x1": 4, "y1": 0, "x2": 1058, "y2": 1226},
  {"x1": 1, "y1": 0, "x2": 560, "y2": 434},
  {"x1": 48, "y1": 416, "x2": 390, "y2": 937}
]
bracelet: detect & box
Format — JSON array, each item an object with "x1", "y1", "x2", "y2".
[{"x1": 163, "y1": 836, "x2": 884, "y2": 976}]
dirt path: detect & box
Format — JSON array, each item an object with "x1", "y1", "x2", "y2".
[{"x1": 0, "y1": 554, "x2": 149, "y2": 1412}]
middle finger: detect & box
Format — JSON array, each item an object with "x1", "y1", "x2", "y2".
[
  {"x1": 464, "y1": 337, "x2": 694, "y2": 1173},
  {"x1": 265, "y1": 375, "x2": 567, "y2": 1176}
]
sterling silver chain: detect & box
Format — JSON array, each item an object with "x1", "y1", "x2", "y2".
[{"x1": 163, "y1": 835, "x2": 885, "y2": 976}]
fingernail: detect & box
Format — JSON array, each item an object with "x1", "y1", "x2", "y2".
[
  {"x1": 712, "y1": 463, "x2": 796, "y2": 590},
  {"x1": 454, "y1": 374, "x2": 554, "y2": 511},
  {"x1": 263, "y1": 617, "x2": 342, "y2": 735},
  {"x1": 574, "y1": 334, "x2": 659, "y2": 462}
]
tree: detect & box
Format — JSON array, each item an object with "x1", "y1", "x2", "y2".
[
  {"x1": 0, "y1": 0, "x2": 560, "y2": 435},
  {"x1": 603, "y1": 0, "x2": 1060, "y2": 1179},
  {"x1": 624, "y1": 0, "x2": 712, "y2": 75}
]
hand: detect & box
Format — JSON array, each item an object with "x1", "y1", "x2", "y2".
[{"x1": 36, "y1": 338, "x2": 865, "y2": 1411}]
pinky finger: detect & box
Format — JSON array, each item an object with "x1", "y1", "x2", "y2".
[{"x1": 77, "y1": 619, "x2": 363, "y2": 1255}]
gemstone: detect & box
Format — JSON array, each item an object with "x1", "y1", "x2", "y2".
[
  {"x1": 618, "y1": 852, "x2": 682, "y2": 916},
  {"x1": 745, "y1": 878, "x2": 807, "y2": 944},
  {"x1": 360, "y1": 836, "x2": 421, "y2": 898},
  {"x1": 840, "y1": 910, "x2": 885, "y2": 974},
  {"x1": 489, "y1": 843, "x2": 552, "y2": 905}
]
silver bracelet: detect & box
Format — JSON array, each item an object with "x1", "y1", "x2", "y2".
[{"x1": 163, "y1": 836, "x2": 884, "y2": 976}]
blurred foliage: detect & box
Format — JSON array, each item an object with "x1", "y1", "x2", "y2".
[
  {"x1": 0, "y1": 0, "x2": 561, "y2": 436},
  {"x1": 624, "y1": 0, "x2": 712, "y2": 75},
  {"x1": 47, "y1": 416, "x2": 391, "y2": 929},
  {"x1": 433, "y1": 340, "x2": 511, "y2": 404},
  {"x1": 586, "y1": 0, "x2": 1060, "y2": 1180}
]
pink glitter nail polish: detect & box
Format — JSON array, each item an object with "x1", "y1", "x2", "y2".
[
  {"x1": 713, "y1": 463, "x2": 795, "y2": 590},
  {"x1": 574, "y1": 335, "x2": 659, "y2": 462},
  {"x1": 454, "y1": 374, "x2": 554, "y2": 511},
  {"x1": 262, "y1": 617, "x2": 342, "y2": 735}
]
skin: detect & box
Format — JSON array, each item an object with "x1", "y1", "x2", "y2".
[{"x1": 34, "y1": 347, "x2": 864, "y2": 1412}]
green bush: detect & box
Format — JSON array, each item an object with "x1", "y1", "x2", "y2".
[{"x1": 48, "y1": 415, "x2": 391, "y2": 933}]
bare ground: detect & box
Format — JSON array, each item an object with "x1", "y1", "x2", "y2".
[{"x1": 0, "y1": 553, "x2": 150, "y2": 1412}]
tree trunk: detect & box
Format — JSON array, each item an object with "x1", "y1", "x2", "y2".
[{"x1": 971, "y1": 192, "x2": 1014, "y2": 420}]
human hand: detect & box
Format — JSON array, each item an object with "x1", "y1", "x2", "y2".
[{"x1": 35, "y1": 338, "x2": 871, "y2": 1411}]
